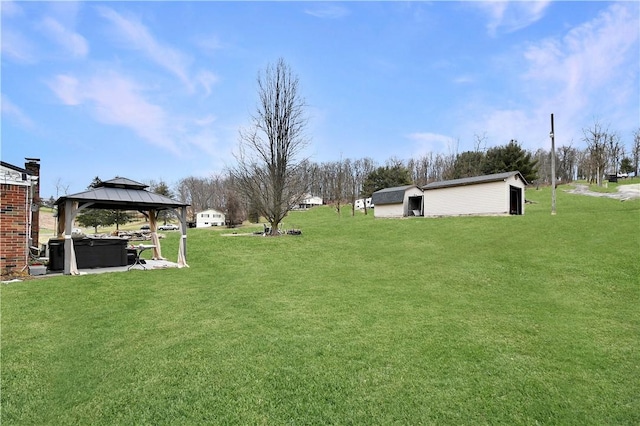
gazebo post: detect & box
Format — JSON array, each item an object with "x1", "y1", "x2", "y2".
[
  {"x1": 181, "y1": 206, "x2": 187, "y2": 260},
  {"x1": 63, "y1": 199, "x2": 73, "y2": 275}
]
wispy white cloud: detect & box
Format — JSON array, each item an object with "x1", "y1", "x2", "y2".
[
  {"x1": 476, "y1": 1, "x2": 551, "y2": 36},
  {"x1": 195, "y1": 34, "x2": 226, "y2": 53},
  {"x1": 453, "y1": 75, "x2": 474, "y2": 84},
  {"x1": 188, "y1": 125, "x2": 220, "y2": 157},
  {"x1": 521, "y1": 3, "x2": 639, "y2": 140},
  {"x1": 40, "y1": 17, "x2": 89, "y2": 57},
  {"x1": 97, "y1": 6, "x2": 193, "y2": 89},
  {"x1": 1, "y1": 29, "x2": 36, "y2": 63},
  {"x1": 1, "y1": 0, "x2": 23, "y2": 18},
  {"x1": 48, "y1": 71, "x2": 178, "y2": 153},
  {"x1": 194, "y1": 114, "x2": 217, "y2": 127},
  {"x1": 304, "y1": 4, "x2": 349, "y2": 19},
  {"x1": 406, "y1": 132, "x2": 458, "y2": 157},
  {"x1": 196, "y1": 70, "x2": 219, "y2": 97},
  {"x1": 47, "y1": 70, "x2": 227, "y2": 157},
  {"x1": 49, "y1": 75, "x2": 82, "y2": 105},
  {"x1": 1, "y1": 94, "x2": 34, "y2": 129},
  {"x1": 459, "y1": 3, "x2": 639, "y2": 151},
  {"x1": 524, "y1": 3, "x2": 637, "y2": 98}
]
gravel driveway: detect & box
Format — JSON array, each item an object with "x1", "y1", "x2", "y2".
[{"x1": 567, "y1": 183, "x2": 640, "y2": 200}]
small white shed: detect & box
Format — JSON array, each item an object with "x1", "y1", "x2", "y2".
[
  {"x1": 422, "y1": 171, "x2": 527, "y2": 217},
  {"x1": 371, "y1": 185, "x2": 423, "y2": 218},
  {"x1": 196, "y1": 209, "x2": 226, "y2": 227}
]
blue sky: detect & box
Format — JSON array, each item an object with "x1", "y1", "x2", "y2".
[{"x1": 2, "y1": 1, "x2": 639, "y2": 198}]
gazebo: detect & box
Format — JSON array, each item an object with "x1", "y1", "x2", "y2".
[{"x1": 54, "y1": 177, "x2": 190, "y2": 275}]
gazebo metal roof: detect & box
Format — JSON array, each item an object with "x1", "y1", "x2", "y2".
[{"x1": 55, "y1": 177, "x2": 189, "y2": 210}]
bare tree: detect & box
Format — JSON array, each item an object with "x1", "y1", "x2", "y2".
[
  {"x1": 582, "y1": 121, "x2": 609, "y2": 186},
  {"x1": 408, "y1": 155, "x2": 432, "y2": 186},
  {"x1": 473, "y1": 132, "x2": 488, "y2": 153},
  {"x1": 557, "y1": 143, "x2": 578, "y2": 182},
  {"x1": 575, "y1": 148, "x2": 589, "y2": 181},
  {"x1": 207, "y1": 173, "x2": 230, "y2": 212},
  {"x1": 54, "y1": 177, "x2": 70, "y2": 199},
  {"x1": 534, "y1": 148, "x2": 551, "y2": 185},
  {"x1": 230, "y1": 58, "x2": 309, "y2": 236},
  {"x1": 606, "y1": 132, "x2": 623, "y2": 176},
  {"x1": 334, "y1": 157, "x2": 346, "y2": 215},
  {"x1": 176, "y1": 176, "x2": 214, "y2": 220},
  {"x1": 224, "y1": 188, "x2": 245, "y2": 227}
]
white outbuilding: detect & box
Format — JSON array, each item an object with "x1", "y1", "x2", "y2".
[
  {"x1": 422, "y1": 171, "x2": 527, "y2": 217},
  {"x1": 371, "y1": 185, "x2": 423, "y2": 218},
  {"x1": 196, "y1": 209, "x2": 226, "y2": 227},
  {"x1": 297, "y1": 194, "x2": 323, "y2": 209},
  {"x1": 355, "y1": 197, "x2": 373, "y2": 210}
]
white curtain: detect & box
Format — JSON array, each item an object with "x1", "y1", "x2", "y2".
[
  {"x1": 149, "y1": 209, "x2": 164, "y2": 260},
  {"x1": 67, "y1": 235, "x2": 79, "y2": 275},
  {"x1": 177, "y1": 235, "x2": 189, "y2": 268},
  {"x1": 57, "y1": 205, "x2": 66, "y2": 238}
]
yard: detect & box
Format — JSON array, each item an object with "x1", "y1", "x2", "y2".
[{"x1": 2, "y1": 184, "x2": 639, "y2": 424}]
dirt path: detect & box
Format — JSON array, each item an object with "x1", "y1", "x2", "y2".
[{"x1": 566, "y1": 183, "x2": 640, "y2": 201}]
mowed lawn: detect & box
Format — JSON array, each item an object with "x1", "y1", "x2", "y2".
[{"x1": 2, "y1": 185, "x2": 639, "y2": 425}]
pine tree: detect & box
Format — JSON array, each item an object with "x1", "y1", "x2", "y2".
[{"x1": 482, "y1": 140, "x2": 538, "y2": 183}]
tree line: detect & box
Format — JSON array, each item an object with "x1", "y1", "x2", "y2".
[
  {"x1": 174, "y1": 122, "x2": 638, "y2": 223},
  {"x1": 66, "y1": 59, "x2": 640, "y2": 233}
]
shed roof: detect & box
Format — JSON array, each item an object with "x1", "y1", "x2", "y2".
[
  {"x1": 422, "y1": 171, "x2": 527, "y2": 191},
  {"x1": 54, "y1": 177, "x2": 189, "y2": 210},
  {"x1": 371, "y1": 185, "x2": 419, "y2": 205}
]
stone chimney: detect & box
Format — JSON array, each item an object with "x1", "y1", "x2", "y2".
[{"x1": 24, "y1": 158, "x2": 40, "y2": 248}]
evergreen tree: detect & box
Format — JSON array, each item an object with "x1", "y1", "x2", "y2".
[
  {"x1": 76, "y1": 209, "x2": 112, "y2": 234},
  {"x1": 74, "y1": 176, "x2": 108, "y2": 233},
  {"x1": 150, "y1": 180, "x2": 174, "y2": 224},
  {"x1": 362, "y1": 165, "x2": 412, "y2": 196},
  {"x1": 107, "y1": 210, "x2": 133, "y2": 230},
  {"x1": 89, "y1": 176, "x2": 103, "y2": 188},
  {"x1": 620, "y1": 157, "x2": 633, "y2": 174},
  {"x1": 482, "y1": 140, "x2": 538, "y2": 183},
  {"x1": 451, "y1": 151, "x2": 485, "y2": 179}
]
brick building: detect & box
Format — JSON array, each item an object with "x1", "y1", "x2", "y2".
[{"x1": 1, "y1": 159, "x2": 40, "y2": 276}]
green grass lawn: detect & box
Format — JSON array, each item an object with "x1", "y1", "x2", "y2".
[{"x1": 3, "y1": 185, "x2": 639, "y2": 424}]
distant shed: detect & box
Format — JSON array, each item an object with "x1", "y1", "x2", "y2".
[
  {"x1": 422, "y1": 171, "x2": 527, "y2": 217},
  {"x1": 371, "y1": 185, "x2": 423, "y2": 218}
]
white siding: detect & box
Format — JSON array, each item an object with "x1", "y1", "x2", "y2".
[
  {"x1": 196, "y1": 209, "x2": 226, "y2": 227},
  {"x1": 374, "y1": 203, "x2": 404, "y2": 218},
  {"x1": 423, "y1": 176, "x2": 525, "y2": 217}
]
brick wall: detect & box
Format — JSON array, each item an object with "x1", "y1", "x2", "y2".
[{"x1": 0, "y1": 183, "x2": 29, "y2": 275}]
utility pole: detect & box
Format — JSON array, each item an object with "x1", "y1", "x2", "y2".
[{"x1": 550, "y1": 113, "x2": 556, "y2": 215}]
